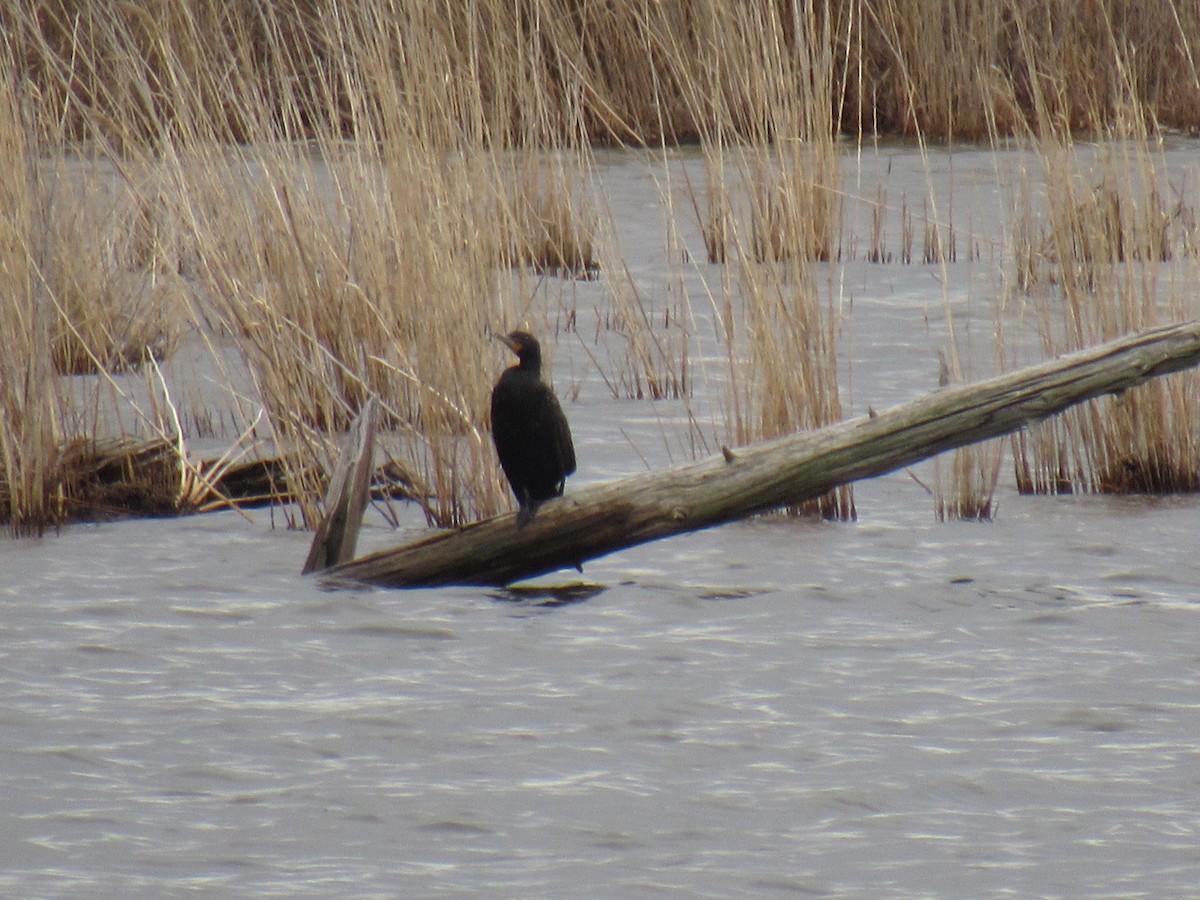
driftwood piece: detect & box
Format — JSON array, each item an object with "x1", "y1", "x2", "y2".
[
  {"x1": 302, "y1": 397, "x2": 379, "y2": 574},
  {"x1": 323, "y1": 322, "x2": 1200, "y2": 589}
]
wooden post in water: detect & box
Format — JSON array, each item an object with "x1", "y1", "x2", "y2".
[{"x1": 317, "y1": 322, "x2": 1200, "y2": 589}]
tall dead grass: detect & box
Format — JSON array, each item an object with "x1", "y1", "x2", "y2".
[
  {"x1": 997, "y1": 0, "x2": 1200, "y2": 497},
  {"x1": 43, "y1": 171, "x2": 185, "y2": 376},
  {"x1": 9, "y1": 1, "x2": 1200, "y2": 147},
  {"x1": 1007, "y1": 137, "x2": 1200, "y2": 495},
  {"x1": 0, "y1": 30, "x2": 206, "y2": 533},
  {"x1": 0, "y1": 65, "x2": 60, "y2": 534},
  {"x1": 3, "y1": 0, "x2": 577, "y2": 530},
  {"x1": 661, "y1": 3, "x2": 854, "y2": 518},
  {"x1": 6, "y1": 0, "x2": 1200, "y2": 537},
  {"x1": 156, "y1": 3, "x2": 550, "y2": 528}
]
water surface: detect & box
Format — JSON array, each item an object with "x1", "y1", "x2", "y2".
[{"x1": 4, "y1": 145, "x2": 1200, "y2": 897}]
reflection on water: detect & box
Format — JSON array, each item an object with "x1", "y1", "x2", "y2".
[
  {"x1": 489, "y1": 582, "x2": 609, "y2": 607},
  {"x1": 4, "y1": 147, "x2": 1200, "y2": 897}
]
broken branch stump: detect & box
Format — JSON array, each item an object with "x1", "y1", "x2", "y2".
[{"x1": 302, "y1": 397, "x2": 378, "y2": 574}]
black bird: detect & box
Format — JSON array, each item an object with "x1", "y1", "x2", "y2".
[{"x1": 491, "y1": 330, "x2": 576, "y2": 527}]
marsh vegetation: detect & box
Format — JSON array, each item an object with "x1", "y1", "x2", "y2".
[{"x1": 3, "y1": 0, "x2": 1200, "y2": 537}]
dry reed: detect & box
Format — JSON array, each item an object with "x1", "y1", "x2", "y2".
[
  {"x1": 931, "y1": 354, "x2": 1005, "y2": 520},
  {"x1": 1005, "y1": 130, "x2": 1200, "y2": 495},
  {"x1": 9, "y1": 1, "x2": 1200, "y2": 147},
  {"x1": 664, "y1": 4, "x2": 853, "y2": 518},
  {"x1": 6, "y1": 0, "x2": 1200, "y2": 539},
  {"x1": 0, "y1": 61, "x2": 61, "y2": 534},
  {"x1": 42, "y1": 172, "x2": 185, "y2": 376}
]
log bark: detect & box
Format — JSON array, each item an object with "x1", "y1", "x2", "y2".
[{"x1": 323, "y1": 321, "x2": 1200, "y2": 589}]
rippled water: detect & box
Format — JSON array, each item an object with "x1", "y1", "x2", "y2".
[
  {"x1": 5, "y1": 145, "x2": 1200, "y2": 897},
  {"x1": 5, "y1": 486, "x2": 1200, "y2": 897}
]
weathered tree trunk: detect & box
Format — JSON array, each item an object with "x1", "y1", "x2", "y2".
[{"x1": 322, "y1": 322, "x2": 1200, "y2": 589}]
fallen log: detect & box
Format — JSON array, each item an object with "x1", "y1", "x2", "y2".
[{"x1": 322, "y1": 321, "x2": 1200, "y2": 589}]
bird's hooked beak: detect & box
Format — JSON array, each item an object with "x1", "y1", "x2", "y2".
[{"x1": 495, "y1": 331, "x2": 522, "y2": 355}]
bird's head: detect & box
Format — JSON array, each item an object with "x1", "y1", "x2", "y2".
[{"x1": 497, "y1": 330, "x2": 542, "y2": 370}]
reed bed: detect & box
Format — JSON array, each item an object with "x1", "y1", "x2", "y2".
[
  {"x1": 4, "y1": 0, "x2": 1200, "y2": 537},
  {"x1": 3, "y1": 0, "x2": 581, "y2": 530},
  {"x1": 0, "y1": 65, "x2": 60, "y2": 535},
  {"x1": 1004, "y1": 112, "x2": 1200, "y2": 496},
  {"x1": 698, "y1": 142, "x2": 852, "y2": 519},
  {"x1": 664, "y1": 4, "x2": 853, "y2": 518},
  {"x1": 0, "y1": 73, "x2": 184, "y2": 533},
  {"x1": 499, "y1": 153, "x2": 600, "y2": 279},
  {"x1": 9, "y1": 1, "x2": 1200, "y2": 145},
  {"x1": 1000, "y1": 0, "x2": 1200, "y2": 502},
  {"x1": 161, "y1": 45, "x2": 536, "y2": 527},
  {"x1": 595, "y1": 263, "x2": 691, "y2": 403},
  {"x1": 43, "y1": 171, "x2": 186, "y2": 376},
  {"x1": 934, "y1": 443, "x2": 1005, "y2": 521}
]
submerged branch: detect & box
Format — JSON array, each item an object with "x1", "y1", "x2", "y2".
[{"x1": 322, "y1": 321, "x2": 1200, "y2": 589}]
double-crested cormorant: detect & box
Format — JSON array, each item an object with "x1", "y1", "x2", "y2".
[{"x1": 491, "y1": 330, "x2": 576, "y2": 527}]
